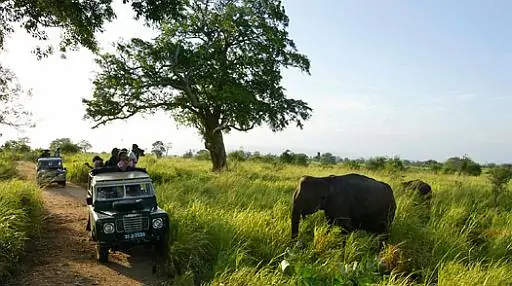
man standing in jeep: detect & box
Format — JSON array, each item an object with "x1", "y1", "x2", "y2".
[{"x1": 129, "y1": 144, "x2": 144, "y2": 167}]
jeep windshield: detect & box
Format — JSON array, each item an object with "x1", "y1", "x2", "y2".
[
  {"x1": 95, "y1": 183, "x2": 155, "y2": 200},
  {"x1": 38, "y1": 159, "x2": 63, "y2": 169}
]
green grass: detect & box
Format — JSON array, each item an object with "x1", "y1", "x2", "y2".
[
  {"x1": 64, "y1": 153, "x2": 512, "y2": 285},
  {"x1": 0, "y1": 152, "x2": 43, "y2": 280}
]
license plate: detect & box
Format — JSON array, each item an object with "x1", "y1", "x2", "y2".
[{"x1": 124, "y1": 232, "x2": 146, "y2": 239}]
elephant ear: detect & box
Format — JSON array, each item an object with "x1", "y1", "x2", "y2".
[{"x1": 319, "y1": 179, "x2": 334, "y2": 208}]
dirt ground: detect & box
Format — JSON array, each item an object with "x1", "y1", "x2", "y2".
[{"x1": 3, "y1": 162, "x2": 168, "y2": 286}]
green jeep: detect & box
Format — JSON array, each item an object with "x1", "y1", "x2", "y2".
[
  {"x1": 85, "y1": 167, "x2": 170, "y2": 263},
  {"x1": 36, "y1": 157, "x2": 67, "y2": 187}
]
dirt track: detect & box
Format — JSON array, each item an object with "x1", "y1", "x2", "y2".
[{"x1": 5, "y1": 162, "x2": 167, "y2": 286}]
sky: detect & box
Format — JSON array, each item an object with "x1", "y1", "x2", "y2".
[{"x1": 1, "y1": 0, "x2": 512, "y2": 163}]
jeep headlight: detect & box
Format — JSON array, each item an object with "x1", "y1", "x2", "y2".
[
  {"x1": 103, "y1": 222, "x2": 115, "y2": 234},
  {"x1": 152, "y1": 218, "x2": 163, "y2": 229}
]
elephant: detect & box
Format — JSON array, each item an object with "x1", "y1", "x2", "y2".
[
  {"x1": 400, "y1": 179, "x2": 432, "y2": 201},
  {"x1": 291, "y1": 173, "x2": 396, "y2": 240}
]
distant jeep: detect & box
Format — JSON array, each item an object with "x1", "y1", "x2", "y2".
[
  {"x1": 85, "y1": 167, "x2": 170, "y2": 263},
  {"x1": 36, "y1": 157, "x2": 67, "y2": 187}
]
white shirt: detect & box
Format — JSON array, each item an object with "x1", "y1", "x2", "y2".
[{"x1": 129, "y1": 151, "x2": 138, "y2": 164}]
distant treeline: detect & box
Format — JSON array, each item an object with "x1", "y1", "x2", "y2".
[
  {"x1": 183, "y1": 149, "x2": 493, "y2": 177},
  {"x1": 1, "y1": 137, "x2": 506, "y2": 177}
]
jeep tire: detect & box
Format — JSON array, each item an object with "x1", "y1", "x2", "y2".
[
  {"x1": 97, "y1": 245, "x2": 109, "y2": 263},
  {"x1": 58, "y1": 181, "x2": 66, "y2": 187}
]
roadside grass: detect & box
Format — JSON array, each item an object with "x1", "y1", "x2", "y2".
[
  {"x1": 0, "y1": 152, "x2": 43, "y2": 280},
  {"x1": 64, "y1": 153, "x2": 512, "y2": 285}
]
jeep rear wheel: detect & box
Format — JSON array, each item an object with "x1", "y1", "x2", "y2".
[
  {"x1": 58, "y1": 181, "x2": 66, "y2": 187},
  {"x1": 96, "y1": 245, "x2": 109, "y2": 263}
]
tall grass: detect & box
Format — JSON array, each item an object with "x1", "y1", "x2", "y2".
[
  {"x1": 0, "y1": 152, "x2": 43, "y2": 280},
  {"x1": 64, "y1": 153, "x2": 512, "y2": 285}
]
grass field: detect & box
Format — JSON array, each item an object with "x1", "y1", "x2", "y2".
[
  {"x1": 58, "y1": 153, "x2": 512, "y2": 284},
  {"x1": 0, "y1": 152, "x2": 43, "y2": 281}
]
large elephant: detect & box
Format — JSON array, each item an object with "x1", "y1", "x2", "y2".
[
  {"x1": 291, "y1": 173, "x2": 396, "y2": 240},
  {"x1": 400, "y1": 179, "x2": 432, "y2": 201}
]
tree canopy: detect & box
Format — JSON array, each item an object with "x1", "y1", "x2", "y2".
[
  {"x1": 0, "y1": 66, "x2": 34, "y2": 132},
  {"x1": 0, "y1": 0, "x2": 183, "y2": 132},
  {"x1": 49, "y1": 137, "x2": 81, "y2": 153},
  {"x1": 83, "y1": 0, "x2": 313, "y2": 171},
  {"x1": 0, "y1": 0, "x2": 184, "y2": 57}
]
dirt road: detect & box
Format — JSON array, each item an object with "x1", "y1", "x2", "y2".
[{"x1": 6, "y1": 162, "x2": 167, "y2": 286}]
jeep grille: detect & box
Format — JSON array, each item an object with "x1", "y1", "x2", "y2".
[{"x1": 116, "y1": 214, "x2": 149, "y2": 233}]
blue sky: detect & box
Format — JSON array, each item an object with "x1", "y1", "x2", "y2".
[{"x1": 0, "y1": 0, "x2": 511, "y2": 163}]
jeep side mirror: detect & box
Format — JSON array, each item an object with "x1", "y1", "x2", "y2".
[{"x1": 86, "y1": 197, "x2": 92, "y2": 205}]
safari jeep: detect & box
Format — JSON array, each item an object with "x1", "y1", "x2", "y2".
[
  {"x1": 36, "y1": 157, "x2": 67, "y2": 187},
  {"x1": 85, "y1": 167, "x2": 170, "y2": 263}
]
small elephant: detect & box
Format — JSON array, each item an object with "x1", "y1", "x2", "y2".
[
  {"x1": 291, "y1": 173, "x2": 396, "y2": 240},
  {"x1": 400, "y1": 179, "x2": 432, "y2": 201}
]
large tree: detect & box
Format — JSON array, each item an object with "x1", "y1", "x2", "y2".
[
  {"x1": 0, "y1": 0, "x2": 183, "y2": 130},
  {"x1": 83, "y1": 0, "x2": 313, "y2": 171}
]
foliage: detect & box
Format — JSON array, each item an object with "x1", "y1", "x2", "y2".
[
  {"x1": 0, "y1": 66, "x2": 34, "y2": 132},
  {"x1": 442, "y1": 156, "x2": 482, "y2": 176},
  {"x1": 49, "y1": 137, "x2": 81, "y2": 154},
  {"x1": 0, "y1": 152, "x2": 18, "y2": 180},
  {"x1": 319, "y1": 152, "x2": 336, "y2": 166},
  {"x1": 0, "y1": 0, "x2": 184, "y2": 57},
  {"x1": 342, "y1": 160, "x2": 360, "y2": 170},
  {"x1": 0, "y1": 0, "x2": 184, "y2": 135},
  {"x1": 77, "y1": 139, "x2": 92, "y2": 152},
  {"x1": 279, "y1": 150, "x2": 309, "y2": 167},
  {"x1": 82, "y1": 0, "x2": 312, "y2": 171},
  {"x1": 385, "y1": 156, "x2": 405, "y2": 173},
  {"x1": 366, "y1": 156, "x2": 387, "y2": 171},
  {"x1": 62, "y1": 152, "x2": 512, "y2": 285},
  {"x1": 227, "y1": 149, "x2": 250, "y2": 162},
  {"x1": 152, "y1": 140, "x2": 172, "y2": 158},
  {"x1": 487, "y1": 166, "x2": 512, "y2": 207},
  {"x1": 1, "y1": 137, "x2": 31, "y2": 153},
  {"x1": 0, "y1": 179, "x2": 42, "y2": 281}
]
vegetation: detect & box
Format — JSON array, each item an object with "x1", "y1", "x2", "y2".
[
  {"x1": 0, "y1": 0, "x2": 183, "y2": 132},
  {"x1": 152, "y1": 141, "x2": 173, "y2": 158},
  {"x1": 60, "y1": 152, "x2": 512, "y2": 285},
  {"x1": 82, "y1": 0, "x2": 312, "y2": 172},
  {"x1": 0, "y1": 152, "x2": 42, "y2": 280},
  {"x1": 487, "y1": 166, "x2": 512, "y2": 207},
  {"x1": 49, "y1": 137, "x2": 82, "y2": 154}
]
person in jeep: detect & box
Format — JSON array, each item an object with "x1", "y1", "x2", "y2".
[
  {"x1": 117, "y1": 151, "x2": 134, "y2": 170},
  {"x1": 85, "y1": 156, "x2": 105, "y2": 169},
  {"x1": 104, "y1": 148, "x2": 120, "y2": 167}
]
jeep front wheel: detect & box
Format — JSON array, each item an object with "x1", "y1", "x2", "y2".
[{"x1": 96, "y1": 245, "x2": 109, "y2": 263}]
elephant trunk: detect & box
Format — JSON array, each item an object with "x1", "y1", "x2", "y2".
[{"x1": 291, "y1": 200, "x2": 301, "y2": 239}]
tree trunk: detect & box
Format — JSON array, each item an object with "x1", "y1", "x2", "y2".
[{"x1": 204, "y1": 128, "x2": 228, "y2": 172}]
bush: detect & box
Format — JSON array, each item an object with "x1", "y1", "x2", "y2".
[
  {"x1": 0, "y1": 152, "x2": 17, "y2": 180},
  {"x1": 0, "y1": 180, "x2": 42, "y2": 280}
]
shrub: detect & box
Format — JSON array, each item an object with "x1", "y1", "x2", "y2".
[
  {"x1": 0, "y1": 152, "x2": 17, "y2": 180},
  {"x1": 0, "y1": 180, "x2": 42, "y2": 280}
]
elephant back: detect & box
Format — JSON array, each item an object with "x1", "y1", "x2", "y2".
[{"x1": 330, "y1": 173, "x2": 395, "y2": 215}]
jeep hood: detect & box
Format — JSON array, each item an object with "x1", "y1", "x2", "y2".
[{"x1": 94, "y1": 207, "x2": 155, "y2": 216}]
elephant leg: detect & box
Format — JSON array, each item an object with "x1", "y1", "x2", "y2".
[{"x1": 333, "y1": 217, "x2": 353, "y2": 234}]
